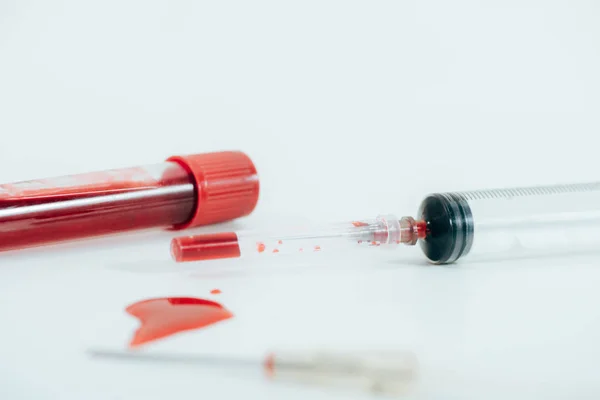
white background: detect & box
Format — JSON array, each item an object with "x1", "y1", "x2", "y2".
[{"x1": 1, "y1": 1, "x2": 600, "y2": 399}]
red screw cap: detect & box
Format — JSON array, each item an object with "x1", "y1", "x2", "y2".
[{"x1": 168, "y1": 151, "x2": 259, "y2": 228}]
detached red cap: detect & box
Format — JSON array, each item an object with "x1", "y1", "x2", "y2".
[{"x1": 167, "y1": 151, "x2": 259, "y2": 228}]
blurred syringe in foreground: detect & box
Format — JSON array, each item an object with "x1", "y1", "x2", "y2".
[
  {"x1": 171, "y1": 181, "x2": 600, "y2": 265},
  {"x1": 89, "y1": 348, "x2": 557, "y2": 398},
  {"x1": 89, "y1": 348, "x2": 418, "y2": 397}
]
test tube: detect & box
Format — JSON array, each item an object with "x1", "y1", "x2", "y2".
[{"x1": 0, "y1": 151, "x2": 259, "y2": 252}]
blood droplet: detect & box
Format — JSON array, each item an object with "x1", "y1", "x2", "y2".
[
  {"x1": 299, "y1": 248, "x2": 303, "y2": 252},
  {"x1": 210, "y1": 289, "x2": 222, "y2": 295},
  {"x1": 257, "y1": 242, "x2": 266, "y2": 253},
  {"x1": 314, "y1": 245, "x2": 321, "y2": 251},
  {"x1": 352, "y1": 221, "x2": 369, "y2": 227},
  {"x1": 277, "y1": 240, "x2": 283, "y2": 245},
  {"x1": 126, "y1": 297, "x2": 233, "y2": 347},
  {"x1": 272, "y1": 249, "x2": 279, "y2": 253}
]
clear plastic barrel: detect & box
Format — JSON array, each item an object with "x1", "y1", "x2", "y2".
[{"x1": 441, "y1": 183, "x2": 600, "y2": 263}]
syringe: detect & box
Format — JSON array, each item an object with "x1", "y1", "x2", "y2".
[
  {"x1": 88, "y1": 348, "x2": 563, "y2": 398},
  {"x1": 171, "y1": 182, "x2": 600, "y2": 264},
  {"x1": 89, "y1": 348, "x2": 418, "y2": 397}
]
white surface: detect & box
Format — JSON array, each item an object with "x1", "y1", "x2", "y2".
[{"x1": 1, "y1": 1, "x2": 600, "y2": 398}]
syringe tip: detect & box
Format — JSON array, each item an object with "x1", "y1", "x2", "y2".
[{"x1": 170, "y1": 232, "x2": 241, "y2": 262}]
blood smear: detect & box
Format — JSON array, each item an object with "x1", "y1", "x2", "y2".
[
  {"x1": 257, "y1": 242, "x2": 266, "y2": 253},
  {"x1": 171, "y1": 232, "x2": 241, "y2": 262},
  {"x1": 126, "y1": 297, "x2": 233, "y2": 347},
  {"x1": 210, "y1": 289, "x2": 222, "y2": 295},
  {"x1": 351, "y1": 221, "x2": 369, "y2": 227},
  {"x1": 0, "y1": 167, "x2": 157, "y2": 201}
]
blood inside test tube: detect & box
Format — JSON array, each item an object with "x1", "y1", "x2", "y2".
[{"x1": 0, "y1": 162, "x2": 195, "y2": 252}]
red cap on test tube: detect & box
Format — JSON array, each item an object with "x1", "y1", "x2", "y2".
[
  {"x1": 0, "y1": 151, "x2": 259, "y2": 253},
  {"x1": 168, "y1": 152, "x2": 259, "y2": 228}
]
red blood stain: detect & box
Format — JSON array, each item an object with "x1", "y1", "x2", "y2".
[
  {"x1": 272, "y1": 249, "x2": 280, "y2": 253},
  {"x1": 351, "y1": 221, "x2": 369, "y2": 227},
  {"x1": 126, "y1": 297, "x2": 233, "y2": 348},
  {"x1": 277, "y1": 240, "x2": 283, "y2": 245},
  {"x1": 0, "y1": 167, "x2": 158, "y2": 202},
  {"x1": 314, "y1": 245, "x2": 321, "y2": 251},
  {"x1": 210, "y1": 289, "x2": 222, "y2": 295},
  {"x1": 171, "y1": 232, "x2": 240, "y2": 262},
  {"x1": 257, "y1": 242, "x2": 266, "y2": 253}
]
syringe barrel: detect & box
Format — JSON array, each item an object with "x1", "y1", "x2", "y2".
[
  {"x1": 0, "y1": 151, "x2": 259, "y2": 253},
  {"x1": 419, "y1": 183, "x2": 600, "y2": 264}
]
